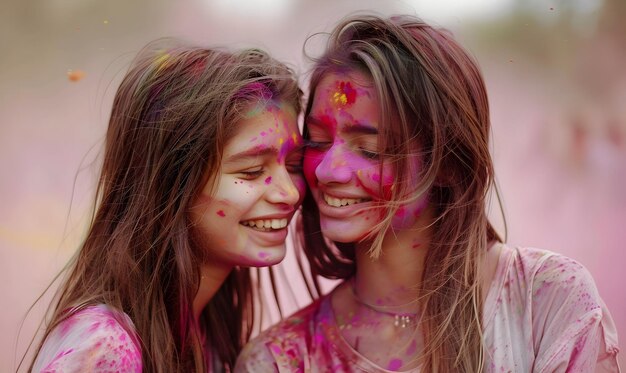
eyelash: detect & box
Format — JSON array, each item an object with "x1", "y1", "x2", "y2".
[
  {"x1": 286, "y1": 163, "x2": 303, "y2": 173},
  {"x1": 304, "y1": 139, "x2": 331, "y2": 150},
  {"x1": 238, "y1": 160, "x2": 303, "y2": 180},
  {"x1": 239, "y1": 168, "x2": 264, "y2": 180},
  {"x1": 359, "y1": 148, "x2": 379, "y2": 159},
  {"x1": 307, "y1": 140, "x2": 380, "y2": 160}
]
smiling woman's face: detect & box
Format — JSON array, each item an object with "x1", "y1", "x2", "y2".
[
  {"x1": 304, "y1": 70, "x2": 428, "y2": 243},
  {"x1": 189, "y1": 100, "x2": 305, "y2": 269}
]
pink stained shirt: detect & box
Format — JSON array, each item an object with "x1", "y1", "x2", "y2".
[
  {"x1": 235, "y1": 245, "x2": 620, "y2": 372},
  {"x1": 32, "y1": 304, "x2": 142, "y2": 373}
]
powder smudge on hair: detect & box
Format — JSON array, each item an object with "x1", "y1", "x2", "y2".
[
  {"x1": 154, "y1": 52, "x2": 170, "y2": 72},
  {"x1": 240, "y1": 83, "x2": 276, "y2": 118},
  {"x1": 189, "y1": 59, "x2": 207, "y2": 78}
]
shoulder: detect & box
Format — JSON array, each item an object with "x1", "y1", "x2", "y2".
[
  {"x1": 501, "y1": 246, "x2": 601, "y2": 312},
  {"x1": 502, "y1": 246, "x2": 595, "y2": 294},
  {"x1": 235, "y1": 298, "x2": 324, "y2": 373},
  {"x1": 504, "y1": 246, "x2": 620, "y2": 371},
  {"x1": 33, "y1": 304, "x2": 142, "y2": 373},
  {"x1": 511, "y1": 246, "x2": 600, "y2": 305}
]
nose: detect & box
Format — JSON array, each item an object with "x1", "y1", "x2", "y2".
[
  {"x1": 315, "y1": 143, "x2": 352, "y2": 184},
  {"x1": 266, "y1": 167, "x2": 300, "y2": 207}
]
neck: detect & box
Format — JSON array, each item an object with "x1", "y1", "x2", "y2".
[
  {"x1": 353, "y1": 205, "x2": 434, "y2": 314},
  {"x1": 193, "y1": 263, "x2": 232, "y2": 324}
]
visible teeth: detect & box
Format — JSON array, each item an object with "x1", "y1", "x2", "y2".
[
  {"x1": 323, "y1": 193, "x2": 363, "y2": 207},
  {"x1": 241, "y1": 218, "x2": 288, "y2": 230}
]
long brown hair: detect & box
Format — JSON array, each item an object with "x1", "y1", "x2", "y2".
[
  {"x1": 299, "y1": 15, "x2": 501, "y2": 372},
  {"x1": 28, "y1": 39, "x2": 301, "y2": 372}
]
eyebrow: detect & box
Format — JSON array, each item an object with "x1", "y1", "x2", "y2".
[
  {"x1": 343, "y1": 122, "x2": 378, "y2": 135},
  {"x1": 224, "y1": 144, "x2": 305, "y2": 164},
  {"x1": 224, "y1": 147, "x2": 278, "y2": 164},
  {"x1": 306, "y1": 116, "x2": 378, "y2": 135}
]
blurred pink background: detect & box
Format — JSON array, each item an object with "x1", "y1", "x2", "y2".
[{"x1": 1, "y1": 0, "x2": 624, "y2": 370}]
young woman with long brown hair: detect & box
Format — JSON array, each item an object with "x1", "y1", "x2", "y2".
[
  {"x1": 236, "y1": 15, "x2": 620, "y2": 372},
  {"x1": 27, "y1": 39, "x2": 305, "y2": 372}
]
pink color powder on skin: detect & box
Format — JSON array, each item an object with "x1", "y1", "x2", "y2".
[
  {"x1": 387, "y1": 358, "x2": 403, "y2": 371},
  {"x1": 406, "y1": 340, "x2": 417, "y2": 355},
  {"x1": 216, "y1": 210, "x2": 226, "y2": 217},
  {"x1": 264, "y1": 176, "x2": 272, "y2": 185},
  {"x1": 332, "y1": 81, "x2": 357, "y2": 107}
]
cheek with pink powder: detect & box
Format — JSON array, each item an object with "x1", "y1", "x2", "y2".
[
  {"x1": 390, "y1": 195, "x2": 429, "y2": 229},
  {"x1": 354, "y1": 164, "x2": 393, "y2": 200},
  {"x1": 305, "y1": 141, "x2": 429, "y2": 228},
  {"x1": 293, "y1": 177, "x2": 306, "y2": 195},
  {"x1": 357, "y1": 152, "x2": 430, "y2": 229},
  {"x1": 303, "y1": 148, "x2": 323, "y2": 187}
]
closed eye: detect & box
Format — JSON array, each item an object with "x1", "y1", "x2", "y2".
[
  {"x1": 286, "y1": 162, "x2": 303, "y2": 173},
  {"x1": 239, "y1": 168, "x2": 265, "y2": 180},
  {"x1": 304, "y1": 139, "x2": 331, "y2": 150},
  {"x1": 285, "y1": 155, "x2": 303, "y2": 173},
  {"x1": 358, "y1": 148, "x2": 380, "y2": 159}
]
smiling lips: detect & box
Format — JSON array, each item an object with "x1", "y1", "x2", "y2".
[
  {"x1": 322, "y1": 192, "x2": 369, "y2": 207},
  {"x1": 240, "y1": 218, "x2": 289, "y2": 231},
  {"x1": 239, "y1": 193, "x2": 368, "y2": 231}
]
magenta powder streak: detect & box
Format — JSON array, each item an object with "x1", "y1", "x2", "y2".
[
  {"x1": 216, "y1": 210, "x2": 225, "y2": 217},
  {"x1": 264, "y1": 176, "x2": 272, "y2": 184},
  {"x1": 387, "y1": 358, "x2": 403, "y2": 370}
]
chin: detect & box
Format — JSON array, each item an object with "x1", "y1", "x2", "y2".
[
  {"x1": 249, "y1": 245, "x2": 287, "y2": 267},
  {"x1": 319, "y1": 219, "x2": 371, "y2": 243}
]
